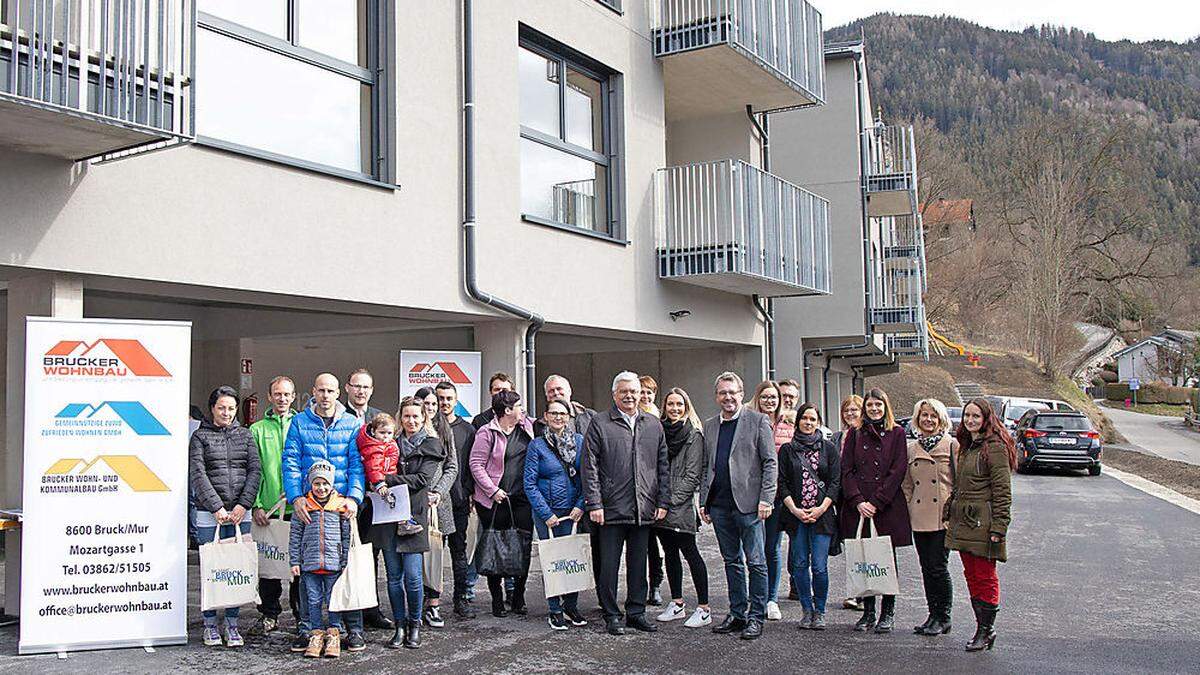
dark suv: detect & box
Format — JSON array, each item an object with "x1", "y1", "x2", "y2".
[{"x1": 1013, "y1": 410, "x2": 1102, "y2": 476}]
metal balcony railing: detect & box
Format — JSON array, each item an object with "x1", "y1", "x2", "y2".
[
  {"x1": 552, "y1": 179, "x2": 596, "y2": 231},
  {"x1": 885, "y1": 330, "x2": 929, "y2": 361},
  {"x1": 863, "y1": 123, "x2": 918, "y2": 217},
  {"x1": 650, "y1": 0, "x2": 825, "y2": 107},
  {"x1": 0, "y1": 0, "x2": 194, "y2": 158},
  {"x1": 869, "y1": 229, "x2": 924, "y2": 332},
  {"x1": 655, "y1": 158, "x2": 830, "y2": 297}
]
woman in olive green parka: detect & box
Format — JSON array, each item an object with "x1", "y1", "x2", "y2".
[{"x1": 946, "y1": 398, "x2": 1014, "y2": 653}]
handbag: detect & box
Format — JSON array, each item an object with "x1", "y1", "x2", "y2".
[
  {"x1": 536, "y1": 521, "x2": 594, "y2": 598},
  {"x1": 472, "y1": 500, "x2": 531, "y2": 577},
  {"x1": 251, "y1": 499, "x2": 292, "y2": 580},
  {"x1": 199, "y1": 527, "x2": 260, "y2": 612},
  {"x1": 329, "y1": 525, "x2": 379, "y2": 612},
  {"x1": 844, "y1": 516, "x2": 900, "y2": 598},
  {"x1": 423, "y1": 506, "x2": 445, "y2": 593}
]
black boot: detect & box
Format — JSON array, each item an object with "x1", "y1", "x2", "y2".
[
  {"x1": 853, "y1": 597, "x2": 876, "y2": 632},
  {"x1": 404, "y1": 620, "x2": 422, "y2": 649},
  {"x1": 387, "y1": 625, "x2": 405, "y2": 649},
  {"x1": 454, "y1": 595, "x2": 477, "y2": 619},
  {"x1": 364, "y1": 607, "x2": 395, "y2": 630},
  {"x1": 922, "y1": 596, "x2": 952, "y2": 635},
  {"x1": 875, "y1": 595, "x2": 895, "y2": 633},
  {"x1": 492, "y1": 597, "x2": 508, "y2": 618},
  {"x1": 965, "y1": 600, "x2": 997, "y2": 652},
  {"x1": 913, "y1": 613, "x2": 935, "y2": 634}
]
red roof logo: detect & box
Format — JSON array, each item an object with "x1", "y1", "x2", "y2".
[
  {"x1": 43, "y1": 339, "x2": 171, "y2": 377},
  {"x1": 408, "y1": 361, "x2": 471, "y2": 385}
]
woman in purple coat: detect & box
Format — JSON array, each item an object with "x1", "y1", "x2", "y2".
[{"x1": 839, "y1": 387, "x2": 912, "y2": 634}]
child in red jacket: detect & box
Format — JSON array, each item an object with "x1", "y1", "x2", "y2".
[{"x1": 357, "y1": 413, "x2": 422, "y2": 535}]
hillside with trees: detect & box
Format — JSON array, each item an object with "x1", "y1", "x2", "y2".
[{"x1": 828, "y1": 15, "x2": 1200, "y2": 374}]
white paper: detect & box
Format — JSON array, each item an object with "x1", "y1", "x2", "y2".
[{"x1": 368, "y1": 485, "x2": 412, "y2": 523}]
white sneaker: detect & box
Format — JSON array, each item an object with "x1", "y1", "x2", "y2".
[
  {"x1": 684, "y1": 607, "x2": 712, "y2": 628},
  {"x1": 766, "y1": 601, "x2": 783, "y2": 621},
  {"x1": 657, "y1": 601, "x2": 686, "y2": 622}
]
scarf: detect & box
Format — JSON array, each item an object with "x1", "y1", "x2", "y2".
[
  {"x1": 662, "y1": 419, "x2": 691, "y2": 460},
  {"x1": 918, "y1": 433, "x2": 943, "y2": 454},
  {"x1": 793, "y1": 429, "x2": 823, "y2": 448},
  {"x1": 545, "y1": 427, "x2": 578, "y2": 478},
  {"x1": 866, "y1": 416, "x2": 886, "y2": 430},
  {"x1": 792, "y1": 430, "x2": 823, "y2": 508},
  {"x1": 401, "y1": 428, "x2": 428, "y2": 459}
]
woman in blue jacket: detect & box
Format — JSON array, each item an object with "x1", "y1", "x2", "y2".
[{"x1": 524, "y1": 398, "x2": 588, "y2": 631}]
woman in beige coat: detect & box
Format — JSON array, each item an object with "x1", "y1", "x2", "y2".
[{"x1": 902, "y1": 398, "x2": 958, "y2": 637}]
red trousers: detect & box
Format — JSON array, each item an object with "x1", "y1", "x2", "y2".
[{"x1": 959, "y1": 551, "x2": 1000, "y2": 605}]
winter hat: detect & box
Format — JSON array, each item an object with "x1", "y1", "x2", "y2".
[{"x1": 307, "y1": 460, "x2": 336, "y2": 489}]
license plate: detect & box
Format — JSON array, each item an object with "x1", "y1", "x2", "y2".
[{"x1": 1048, "y1": 437, "x2": 1076, "y2": 445}]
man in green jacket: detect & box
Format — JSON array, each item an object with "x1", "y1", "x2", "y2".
[{"x1": 250, "y1": 375, "x2": 297, "y2": 635}]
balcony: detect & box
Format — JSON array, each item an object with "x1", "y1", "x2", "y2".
[
  {"x1": 869, "y1": 258, "x2": 924, "y2": 332},
  {"x1": 886, "y1": 331, "x2": 929, "y2": 362},
  {"x1": 0, "y1": 0, "x2": 194, "y2": 160},
  {"x1": 655, "y1": 158, "x2": 830, "y2": 297},
  {"x1": 863, "y1": 124, "x2": 917, "y2": 218},
  {"x1": 650, "y1": 0, "x2": 824, "y2": 121}
]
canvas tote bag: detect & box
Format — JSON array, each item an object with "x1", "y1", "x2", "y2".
[
  {"x1": 844, "y1": 516, "x2": 900, "y2": 598},
  {"x1": 329, "y1": 525, "x2": 379, "y2": 612},
  {"x1": 251, "y1": 498, "x2": 292, "y2": 580},
  {"x1": 423, "y1": 506, "x2": 445, "y2": 593},
  {"x1": 199, "y1": 527, "x2": 260, "y2": 611},
  {"x1": 536, "y1": 522, "x2": 594, "y2": 598}
]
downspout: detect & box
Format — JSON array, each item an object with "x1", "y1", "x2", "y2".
[
  {"x1": 462, "y1": 0, "x2": 544, "y2": 412},
  {"x1": 747, "y1": 105, "x2": 776, "y2": 381}
]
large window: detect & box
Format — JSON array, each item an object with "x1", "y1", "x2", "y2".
[
  {"x1": 195, "y1": 0, "x2": 390, "y2": 183},
  {"x1": 519, "y1": 29, "x2": 621, "y2": 240}
]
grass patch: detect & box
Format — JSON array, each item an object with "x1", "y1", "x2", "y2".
[
  {"x1": 1098, "y1": 400, "x2": 1189, "y2": 418},
  {"x1": 1103, "y1": 446, "x2": 1200, "y2": 501}
]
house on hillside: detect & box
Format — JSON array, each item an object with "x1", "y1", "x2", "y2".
[
  {"x1": 922, "y1": 198, "x2": 975, "y2": 232},
  {"x1": 1113, "y1": 329, "x2": 1199, "y2": 386}
]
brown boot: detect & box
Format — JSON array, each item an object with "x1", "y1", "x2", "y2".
[
  {"x1": 304, "y1": 629, "x2": 325, "y2": 658},
  {"x1": 323, "y1": 627, "x2": 341, "y2": 658}
]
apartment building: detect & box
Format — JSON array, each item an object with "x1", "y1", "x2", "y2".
[
  {"x1": 0, "y1": 0, "x2": 835, "y2": 600},
  {"x1": 769, "y1": 39, "x2": 929, "y2": 420}
]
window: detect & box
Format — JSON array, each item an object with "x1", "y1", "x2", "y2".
[
  {"x1": 195, "y1": 0, "x2": 390, "y2": 182},
  {"x1": 593, "y1": 0, "x2": 622, "y2": 12},
  {"x1": 519, "y1": 29, "x2": 621, "y2": 240}
]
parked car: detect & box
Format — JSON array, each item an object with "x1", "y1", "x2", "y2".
[
  {"x1": 1004, "y1": 404, "x2": 1047, "y2": 435},
  {"x1": 1013, "y1": 410, "x2": 1102, "y2": 476},
  {"x1": 947, "y1": 406, "x2": 963, "y2": 432},
  {"x1": 895, "y1": 416, "x2": 917, "y2": 439},
  {"x1": 1007, "y1": 396, "x2": 1075, "y2": 412}
]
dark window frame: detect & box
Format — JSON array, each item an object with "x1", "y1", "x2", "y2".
[
  {"x1": 518, "y1": 26, "x2": 624, "y2": 243},
  {"x1": 593, "y1": 0, "x2": 622, "y2": 14},
  {"x1": 195, "y1": 1, "x2": 394, "y2": 185}
]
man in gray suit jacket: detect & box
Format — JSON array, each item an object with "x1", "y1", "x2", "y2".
[{"x1": 699, "y1": 371, "x2": 777, "y2": 640}]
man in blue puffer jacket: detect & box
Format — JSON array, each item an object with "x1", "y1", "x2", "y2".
[{"x1": 283, "y1": 372, "x2": 366, "y2": 651}]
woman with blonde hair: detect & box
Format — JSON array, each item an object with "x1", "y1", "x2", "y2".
[
  {"x1": 833, "y1": 394, "x2": 864, "y2": 611},
  {"x1": 840, "y1": 387, "x2": 911, "y2": 633},
  {"x1": 903, "y1": 398, "x2": 958, "y2": 637},
  {"x1": 750, "y1": 380, "x2": 795, "y2": 621},
  {"x1": 652, "y1": 388, "x2": 711, "y2": 628}
]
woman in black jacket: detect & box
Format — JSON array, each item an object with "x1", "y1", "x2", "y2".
[
  {"x1": 366, "y1": 397, "x2": 444, "y2": 650},
  {"x1": 189, "y1": 385, "x2": 261, "y2": 648},
  {"x1": 778, "y1": 403, "x2": 840, "y2": 631},
  {"x1": 652, "y1": 388, "x2": 711, "y2": 628}
]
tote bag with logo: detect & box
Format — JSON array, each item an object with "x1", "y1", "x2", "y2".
[
  {"x1": 537, "y1": 522, "x2": 593, "y2": 599},
  {"x1": 200, "y1": 528, "x2": 260, "y2": 612},
  {"x1": 329, "y1": 526, "x2": 379, "y2": 612},
  {"x1": 423, "y1": 507, "x2": 445, "y2": 593},
  {"x1": 844, "y1": 516, "x2": 900, "y2": 598},
  {"x1": 251, "y1": 499, "x2": 292, "y2": 581}
]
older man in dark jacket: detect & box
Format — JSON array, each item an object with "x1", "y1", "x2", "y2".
[
  {"x1": 699, "y1": 372, "x2": 777, "y2": 641},
  {"x1": 582, "y1": 371, "x2": 670, "y2": 636}
]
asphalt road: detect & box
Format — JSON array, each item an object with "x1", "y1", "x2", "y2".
[
  {"x1": 1102, "y1": 403, "x2": 1200, "y2": 465},
  {"x1": 0, "y1": 471, "x2": 1197, "y2": 674}
]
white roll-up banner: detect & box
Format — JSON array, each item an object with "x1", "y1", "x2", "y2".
[
  {"x1": 20, "y1": 317, "x2": 191, "y2": 654},
  {"x1": 399, "y1": 350, "x2": 482, "y2": 418}
]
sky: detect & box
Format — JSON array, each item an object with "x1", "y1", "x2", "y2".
[{"x1": 821, "y1": 1, "x2": 1200, "y2": 44}]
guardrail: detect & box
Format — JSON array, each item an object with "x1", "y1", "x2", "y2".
[
  {"x1": 655, "y1": 158, "x2": 830, "y2": 294},
  {"x1": 649, "y1": 0, "x2": 824, "y2": 105}
]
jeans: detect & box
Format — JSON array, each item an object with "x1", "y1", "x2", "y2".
[
  {"x1": 657, "y1": 529, "x2": 709, "y2": 606},
  {"x1": 534, "y1": 513, "x2": 581, "y2": 615},
  {"x1": 787, "y1": 522, "x2": 832, "y2": 613},
  {"x1": 302, "y1": 571, "x2": 343, "y2": 632},
  {"x1": 708, "y1": 504, "x2": 767, "y2": 622},
  {"x1": 196, "y1": 522, "x2": 251, "y2": 623},
  {"x1": 763, "y1": 509, "x2": 785, "y2": 603},
  {"x1": 382, "y1": 546, "x2": 425, "y2": 623}
]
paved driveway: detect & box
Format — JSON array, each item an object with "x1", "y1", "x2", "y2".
[
  {"x1": 1102, "y1": 403, "x2": 1200, "y2": 466},
  {"x1": 0, "y1": 472, "x2": 1197, "y2": 674}
]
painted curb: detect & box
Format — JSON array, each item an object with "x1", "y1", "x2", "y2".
[{"x1": 1103, "y1": 465, "x2": 1200, "y2": 516}]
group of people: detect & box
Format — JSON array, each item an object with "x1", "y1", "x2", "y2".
[{"x1": 188, "y1": 365, "x2": 1013, "y2": 656}]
